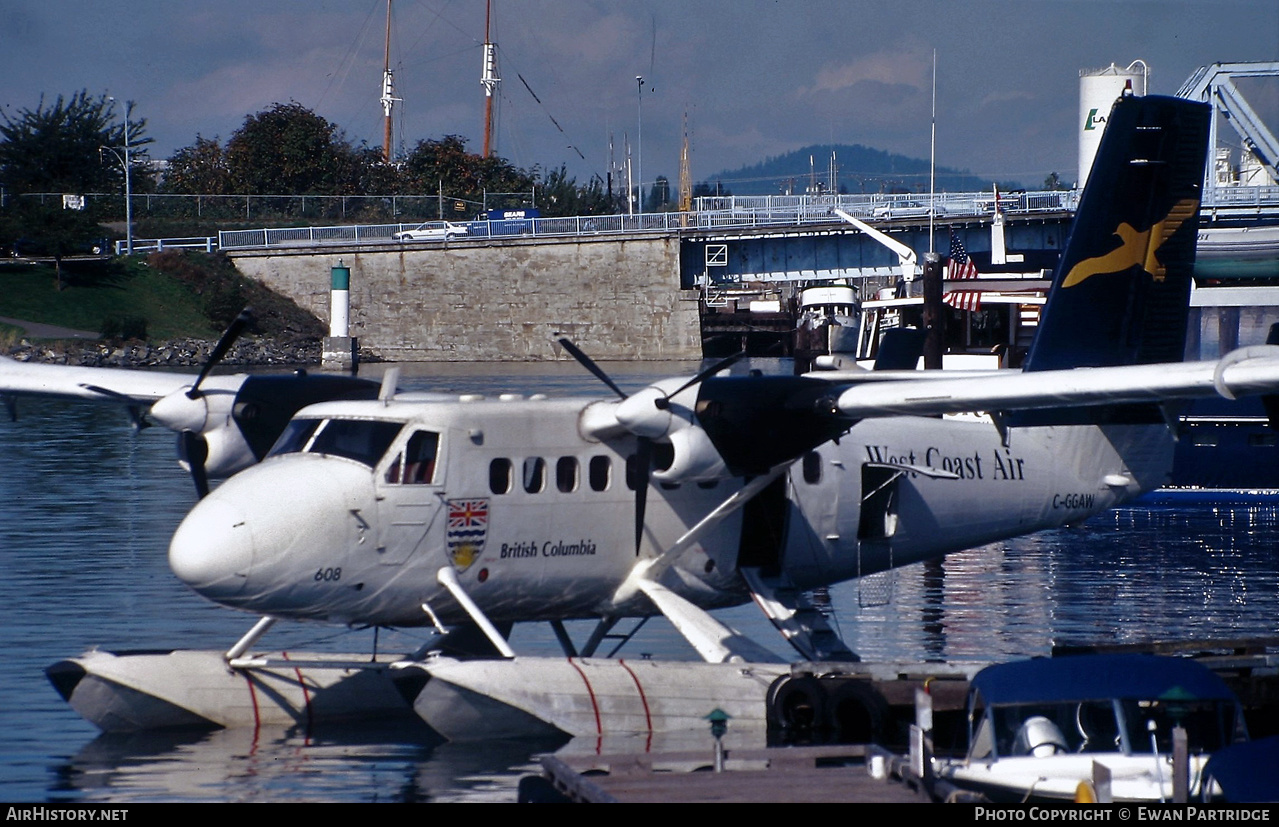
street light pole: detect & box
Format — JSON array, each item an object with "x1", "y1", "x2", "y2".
[
  {"x1": 104, "y1": 97, "x2": 135, "y2": 256},
  {"x1": 123, "y1": 101, "x2": 133, "y2": 256}
]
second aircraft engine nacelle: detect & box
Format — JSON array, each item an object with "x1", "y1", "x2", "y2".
[
  {"x1": 176, "y1": 423, "x2": 257, "y2": 479},
  {"x1": 651, "y1": 426, "x2": 728, "y2": 483}
]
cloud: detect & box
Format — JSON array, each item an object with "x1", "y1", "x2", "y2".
[{"x1": 805, "y1": 51, "x2": 933, "y2": 97}]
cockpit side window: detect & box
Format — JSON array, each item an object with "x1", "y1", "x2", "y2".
[
  {"x1": 269, "y1": 418, "x2": 324, "y2": 457},
  {"x1": 308, "y1": 419, "x2": 403, "y2": 467},
  {"x1": 385, "y1": 430, "x2": 441, "y2": 484}
]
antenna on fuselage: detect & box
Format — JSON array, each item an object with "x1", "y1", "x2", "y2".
[{"x1": 379, "y1": 367, "x2": 400, "y2": 404}]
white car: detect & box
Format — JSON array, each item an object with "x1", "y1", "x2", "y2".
[
  {"x1": 871, "y1": 200, "x2": 944, "y2": 219},
  {"x1": 393, "y1": 221, "x2": 469, "y2": 241}
]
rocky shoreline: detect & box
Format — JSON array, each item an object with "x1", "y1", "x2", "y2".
[{"x1": 5, "y1": 336, "x2": 325, "y2": 368}]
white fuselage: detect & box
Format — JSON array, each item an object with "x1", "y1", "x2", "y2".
[{"x1": 168, "y1": 392, "x2": 1172, "y2": 628}]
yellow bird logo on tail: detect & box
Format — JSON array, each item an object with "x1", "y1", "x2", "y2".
[{"x1": 1061, "y1": 198, "x2": 1199, "y2": 288}]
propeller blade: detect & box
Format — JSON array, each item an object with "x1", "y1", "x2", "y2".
[
  {"x1": 188, "y1": 308, "x2": 253, "y2": 399},
  {"x1": 79, "y1": 384, "x2": 150, "y2": 430},
  {"x1": 660, "y1": 351, "x2": 747, "y2": 408},
  {"x1": 181, "y1": 430, "x2": 211, "y2": 499},
  {"x1": 556, "y1": 337, "x2": 627, "y2": 400},
  {"x1": 633, "y1": 437, "x2": 652, "y2": 555}
]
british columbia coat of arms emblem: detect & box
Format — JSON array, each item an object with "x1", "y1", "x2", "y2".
[{"x1": 446, "y1": 498, "x2": 488, "y2": 571}]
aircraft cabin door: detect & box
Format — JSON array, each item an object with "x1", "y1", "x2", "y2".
[
  {"x1": 374, "y1": 429, "x2": 445, "y2": 565},
  {"x1": 856, "y1": 463, "x2": 902, "y2": 577}
]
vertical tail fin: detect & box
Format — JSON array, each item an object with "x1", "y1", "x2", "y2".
[{"x1": 1024, "y1": 94, "x2": 1210, "y2": 372}]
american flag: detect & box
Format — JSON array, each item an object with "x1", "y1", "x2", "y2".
[{"x1": 945, "y1": 229, "x2": 981, "y2": 311}]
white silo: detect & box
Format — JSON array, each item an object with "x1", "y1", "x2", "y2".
[{"x1": 1078, "y1": 61, "x2": 1148, "y2": 188}]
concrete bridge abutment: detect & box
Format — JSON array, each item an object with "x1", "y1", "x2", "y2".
[{"x1": 228, "y1": 233, "x2": 702, "y2": 362}]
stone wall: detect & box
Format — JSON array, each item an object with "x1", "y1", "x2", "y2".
[{"x1": 227, "y1": 233, "x2": 702, "y2": 361}]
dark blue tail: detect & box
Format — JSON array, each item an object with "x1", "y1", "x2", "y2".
[{"x1": 1024, "y1": 94, "x2": 1210, "y2": 372}]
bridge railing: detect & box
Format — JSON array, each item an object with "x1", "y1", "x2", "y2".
[
  {"x1": 202, "y1": 190, "x2": 1072, "y2": 250},
  {"x1": 104, "y1": 184, "x2": 1260, "y2": 252}
]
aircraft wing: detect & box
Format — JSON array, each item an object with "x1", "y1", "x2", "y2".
[
  {"x1": 832, "y1": 345, "x2": 1279, "y2": 419},
  {"x1": 0, "y1": 356, "x2": 195, "y2": 405}
]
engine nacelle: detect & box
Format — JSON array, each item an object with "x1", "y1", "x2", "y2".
[
  {"x1": 176, "y1": 423, "x2": 257, "y2": 478},
  {"x1": 651, "y1": 426, "x2": 729, "y2": 483}
]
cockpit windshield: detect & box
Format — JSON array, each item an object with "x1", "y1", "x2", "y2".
[{"x1": 267, "y1": 417, "x2": 403, "y2": 467}]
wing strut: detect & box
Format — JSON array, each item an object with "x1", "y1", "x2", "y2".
[
  {"x1": 636, "y1": 579, "x2": 784, "y2": 664},
  {"x1": 741, "y1": 570, "x2": 858, "y2": 662},
  {"x1": 613, "y1": 463, "x2": 794, "y2": 608},
  {"x1": 435, "y1": 566, "x2": 516, "y2": 658}
]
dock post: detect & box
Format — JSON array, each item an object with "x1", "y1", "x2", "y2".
[
  {"x1": 922, "y1": 252, "x2": 944, "y2": 369},
  {"x1": 1172, "y1": 725, "x2": 1189, "y2": 803}
]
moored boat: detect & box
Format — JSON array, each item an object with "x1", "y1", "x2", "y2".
[{"x1": 934, "y1": 654, "x2": 1249, "y2": 803}]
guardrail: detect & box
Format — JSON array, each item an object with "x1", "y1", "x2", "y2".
[
  {"x1": 114, "y1": 237, "x2": 217, "y2": 255},
  {"x1": 215, "y1": 191, "x2": 1085, "y2": 252},
  {"x1": 118, "y1": 185, "x2": 1276, "y2": 254}
]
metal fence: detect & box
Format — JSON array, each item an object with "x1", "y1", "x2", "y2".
[
  {"x1": 214, "y1": 190, "x2": 1085, "y2": 251},
  {"x1": 10, "y1": 191, "x2": 522, "y2": 223},
  {"x1": 32, "y1": 184, "x2": 1279, "y2": 254}
]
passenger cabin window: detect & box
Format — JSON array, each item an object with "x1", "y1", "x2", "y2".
[
  {"x1": 556, "y1": 456, "x2": 578, "y2": 492},
  {"x1": 267, "y1": 417, "x2": 401, "y2": 468},
  {"x1": 489, "y1": 458, "x2": 512, "y2": 494},
  {"x1": 385, "y1": 430, "x2": 440, "y2": 484},
  {"x1": 523, "y1": 457, "x2": 546, "y2": 493},
  {"x1": 625, "y1": 454, "x2": 639, "y2": 491},
  {"x1": 589, "y1": 456, "x2": 611, "y2": 491}
]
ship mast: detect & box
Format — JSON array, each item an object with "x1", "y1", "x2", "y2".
[
  {"x1": 481, "y1": 0, "x2": 501, "y2": 157},
  {"x1": 380, "y1": 0, "x2": 400, "y2": 163}
]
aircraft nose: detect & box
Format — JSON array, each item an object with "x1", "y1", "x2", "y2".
[
  {"x1": 167, "y1": 457, "x2": 374, "y2": 618},
  {"x1": 169, "y1": 497, "x2": 254, "y2": 599}
]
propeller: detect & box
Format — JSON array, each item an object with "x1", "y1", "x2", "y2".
[
  {"x1": 187, "y1": 308, "x2": 253, "y2": 401},
  {"x1": 555, "y1": 336, "x2": 745, "y2": 554},
  {"x1": 181, "y1": 430, "x2": 211, "y2": 499},
  {"x1": 153, "y1": 308, "x2": 253, "y2": 498},
  {"x1": 78, "y1": 383, "x2": 149, "y2": 430}
]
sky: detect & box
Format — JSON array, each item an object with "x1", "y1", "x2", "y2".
[{"x1": 2, "y1": 0, "x2": 1277, "y2": 193}]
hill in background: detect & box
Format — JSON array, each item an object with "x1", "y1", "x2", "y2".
[{"x1": 701, "y1": 143, "x2": 1023, "y2": 197}]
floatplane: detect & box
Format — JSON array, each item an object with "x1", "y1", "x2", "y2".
[{"x1": 24, "y1": 94, "x2": 1279, "y2": 745}]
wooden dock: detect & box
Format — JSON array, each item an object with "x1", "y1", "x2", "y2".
[{"x1": 521, "y1": 744, "x2": 970, "y2": 803}]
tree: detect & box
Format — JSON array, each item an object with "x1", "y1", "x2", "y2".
[
  {"x1": 537, "y1": 165, "x2": 580, "y2": 216},
  {"x1": 645, "y1": 175, "x2": 672, "y2": 211},
  {"x1": 1043, "y1": 172, "x2": 1066, "y2": 191},
  {"x1": 163, "y1": 135, "x2": 232, "y2": 195},
  {"x1": 0, "y1": 199, "x2": 108, "y2": 290},
  {"x1": 575, "y1": 174, "x2": 623, "y2": 215},
  {"x1": 400, "y1": 135, "x2": 534, "y2": 215},
  {"x1": 692, "y1": 180, "x2": 731, "y2": 199},
  {"x1": 0, "y1": 91, "x2": 151, "y2": 194},
  {"x1": 224, "y1": 102, "x2": 357, "y2": 194}
]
